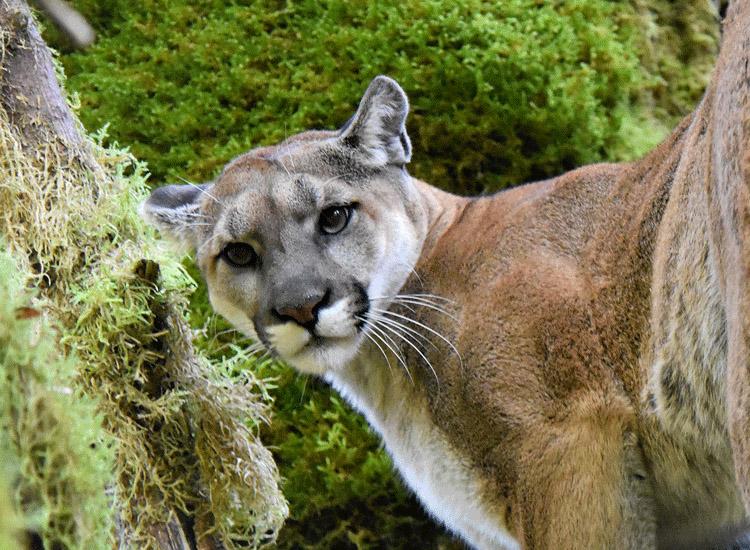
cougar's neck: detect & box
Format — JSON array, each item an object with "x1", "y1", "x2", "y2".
[
  {"x1": 323, "y1": 177, "x2": 470, "y2": 439},
  {"x1": 410, "y1": 177, "x2": 473, "y2": 262}
]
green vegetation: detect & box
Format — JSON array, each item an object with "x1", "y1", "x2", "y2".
[
  {"x1": 56, "y1": 0, "x2": 718, "y2": 194},
  {"x1": 41, "y1": 0, "x2": 721, "y2": 548},
  {"x1": 0, "y1": 252, "x2": 113, "y2": 550}
]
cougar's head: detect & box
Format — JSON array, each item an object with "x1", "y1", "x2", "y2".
[{"x1": 141, "y1": 76, "x2": 427, "y2": 375}]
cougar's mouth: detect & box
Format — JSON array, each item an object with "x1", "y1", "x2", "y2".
[{"x1": 258, "y1": 290, "x2": 370, "y2": 374}]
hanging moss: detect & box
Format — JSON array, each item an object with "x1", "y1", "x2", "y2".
[
  {"x1": 0, "y1": 251, "x2": 113, "y2": 550},
  {"x1": 0, "y1": 442, "x2": 24, "y2": 549}
]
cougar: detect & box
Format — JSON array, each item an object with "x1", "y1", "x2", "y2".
[{"x1": 141, "y1": 3, "x2": 750, "y2": 547}]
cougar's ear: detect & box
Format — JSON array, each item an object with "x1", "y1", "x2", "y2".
[
  {"x1": 140, "y1": 183, "x2": 211, "y2": 251},
  {"x1": 338, "y1": 75, "x2": 412, "y2": 166}
]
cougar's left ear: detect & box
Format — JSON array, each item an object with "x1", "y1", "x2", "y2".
[
  {"x1": 338, "y1": 75, "x2": 412, "y2": 166},
  {"x1": 140, "y1": 183, "x2": 211, "y2": 252}
]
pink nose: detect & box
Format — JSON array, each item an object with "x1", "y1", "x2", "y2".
[{"x1": 276, "y1": 296, "x2": 323, "y2": 325}]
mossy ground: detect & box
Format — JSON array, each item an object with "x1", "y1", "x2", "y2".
[{"x1": 43, "y1": 1, "x2": 721, "y2": 548}]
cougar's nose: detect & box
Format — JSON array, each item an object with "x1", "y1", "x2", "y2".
[{"x1": 274, "y1": 291, "x2": 327, "y2": 326}]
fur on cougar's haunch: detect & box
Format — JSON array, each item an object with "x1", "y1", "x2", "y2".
[{"x1": 142, "y1": 3, "x2": 750, "y2": 548}]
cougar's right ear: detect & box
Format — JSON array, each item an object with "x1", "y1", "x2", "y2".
[
  {"x1": 338, "y1": 75, "x2": 412, "y2": 167},
  {"x1": 140, "y1": 183, "x2": 211, "y2": 252}
]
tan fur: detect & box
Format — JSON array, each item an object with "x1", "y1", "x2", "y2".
[{"x1": 142, "y1": 3, "x2": 750, "y2": 548}]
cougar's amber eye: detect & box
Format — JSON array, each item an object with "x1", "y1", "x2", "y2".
[
  {"x1": 221, "y1": 242, "x2": 259, "y2": 268},
  {"x1": 319, "y1": 205, "x2": 353, "y2": 235}
]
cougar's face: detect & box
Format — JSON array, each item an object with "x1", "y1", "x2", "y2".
[
  {"x1": 142, "y1": 76, "x2": 422, "y2": 374},
  {"x1": 199, "y1": 158, "x2": 420, "y2": 374}
]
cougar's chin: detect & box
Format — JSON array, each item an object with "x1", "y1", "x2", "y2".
[
  {"x1": 263, "y1": 322, "x2": 362, "y2": 375},
  {"x1": 287, "y1": 335, "x2": 362, "y2": 375}
]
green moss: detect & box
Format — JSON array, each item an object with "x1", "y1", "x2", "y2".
[
  {"x1": 56, "y1": 0, "x2": 717, "y2": 195},
  {"x1": 0, "y1": 251, "x2": 114, "y2": 550},
  {"x1": 631, "y1": 0, "x2": 720, "y2": 121}
]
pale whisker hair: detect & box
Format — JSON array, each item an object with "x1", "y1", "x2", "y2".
[
  {"x1": 211, "y1": 326, "x2": 244, "y2": 339},
  {"x1": 285, "y1": 145, "x2": 297, "y2": 172},
  {"x1": 296, "y1": 374, "x2": 311, "y2": 406},
  {"x1": 321, "y1": 172, "x2": 358, "y2": 187},
  {"x1": 176, "y1": 175, "x2": 227, "y2": 209},
  {"x1": 369, "y1": 293, "x2": 458, "y2": 321},
  {"x1": 181, "y1": 212, "x2": 212, "y2": 221},
  {"x1": 359, "y1": 315, "x2": 414, "y2": 386},
  {"x1": 370, "y1": 307, "x2": 463, "y2": 373},
  {"x1": 362, "y1": 328, "x2": 395, "y2": 376},
  {"x1": 197, "y1": 233, "x2": 222, "y2": 255},
  {"x1": 246, "y1": 340, "x2": 269, "y2": 358},
  {"x1": 372, "y1": 313, "x2": 439, "y2": 352},
  {"x1": 372, "y1": 314, "x2": 440, "y2": 392},
  {"x1": 277, "y1": 125, "x2": 294, "y2": 175},
  {"x1": 358, "y1": 317, "x2": 396, "y2": 376}
]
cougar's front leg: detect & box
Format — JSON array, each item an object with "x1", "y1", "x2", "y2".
[{"x1": 510, "y1": 390, "x2": 656, "y2": 549}]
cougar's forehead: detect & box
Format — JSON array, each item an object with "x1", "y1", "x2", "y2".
[{"x1": 198, "y1": 146, "x2": 380, "y2": 257}]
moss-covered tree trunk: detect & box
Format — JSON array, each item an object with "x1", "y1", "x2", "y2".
[
  {"x1": 0, "y1": 1, "x2": 194, "y2": 548},
  {"x1": 0, "y1": 1, "x2": 286, "y2": 548},
  {"x1": 0, "y1": 0, "x2": 86, "y2": 149}
]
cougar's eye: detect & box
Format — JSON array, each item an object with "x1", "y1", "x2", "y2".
[
  {"x1": 319, "y1": 205, "x2": 353, "y2": 235},
  {"x1": 221, "y1": 242, "x2": 259, "y2": 268}
]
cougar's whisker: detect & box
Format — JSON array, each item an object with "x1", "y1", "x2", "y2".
[
  {"x1": 321, "y1": 172, "x2": 357, "y2": 187},
  {"x1": 246, "y1": 341, "x2": 267, "y2": 357},
  {"x1": 371, "y1": 307, "x2": 463, "y2": 371},
  {"x1": 298, "y1": 374, "x2": 309, "y2": 406},
  {"x1": 371, "y1": 313, "x2": 439, "y2": 351},
  {"x1": 370, "y1": 293, "x2": 455, "y2": 305},
  {"x1": 358, "y1": 318, "x2": 395, "y2": 376},
  {"x1": 374, "y1": 318, "x2": 440, "y2": 392},
  {"x1": 279, "y1": 124, "x2": 296, "y2": 174},
  {"x1": 386, "y1": 296, "x2": 458, "y2": 321},
  {"x1": 196, "y1": 233, "x2": 222, "y2": 255},
  {"x1": 366, "y1": 319, "x2": 414, "y2": 386},
  {"x1": 179, "y1": 209, "x2": 211, "y2": 219},
  {"x1": 212, "y1": 327, "x2": 243, "y2": 338}
]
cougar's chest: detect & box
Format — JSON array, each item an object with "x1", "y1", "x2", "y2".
[
  {"x1": 644, "y1": 240, "x2": 745, "y2": 534},
  {"x1": 325, "y1": 354, "x2": 520, "y2": 550}
]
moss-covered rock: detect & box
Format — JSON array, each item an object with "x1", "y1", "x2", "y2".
[{"x1": 45, "y1": 1, "x2": 720, "y2": 548}]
